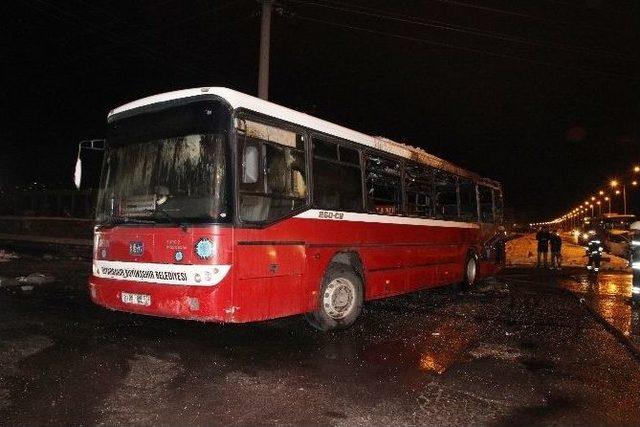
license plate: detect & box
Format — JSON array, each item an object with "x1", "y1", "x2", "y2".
[{"x1": 121, "y1": 292, "x2": 151, "y2": 306}]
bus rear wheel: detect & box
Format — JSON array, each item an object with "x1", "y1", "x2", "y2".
[
  {"x1": 305, "y1": 263, "x2": 363, "y2": 331},
  {"x1": 460, "y1": 254, "x2": 478, "y2": 291}
]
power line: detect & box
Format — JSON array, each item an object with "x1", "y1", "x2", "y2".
[
  {"x1": 287, "y1": 0, "x2": 633, "y2": 60},
  {"x1": 289, "y1": 13, "x2": 636, "y2": 81},
  {"x1": 427, "y1": 0, "x2": 633, "y2": 37}
]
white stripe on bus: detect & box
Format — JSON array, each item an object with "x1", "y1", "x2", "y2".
[
  {"x1": 93, "y1": 260, "x2": 230, "y2": 286},
  {"x1": 294, "y1": 209, "x2": 480, "y2": 229}
]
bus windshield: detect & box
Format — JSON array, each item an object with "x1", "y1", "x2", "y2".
[{"x1": 96, "y1": 99, "x2": 231, "y2": 225}]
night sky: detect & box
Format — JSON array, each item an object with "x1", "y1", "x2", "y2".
[{"x1": 3, "y1": 0, "x2": 638, "y2": 222}]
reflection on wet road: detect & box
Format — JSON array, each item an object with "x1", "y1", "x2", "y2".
[
  {"x1": 2, "y1": 254, "x2": 640, "y2": 425},
  {"x1": 557, "y1": 271, "x2": 640, "y2": 346}
]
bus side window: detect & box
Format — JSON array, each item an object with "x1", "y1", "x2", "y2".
[
  {"x1": 493, "y1": 189, "x2": 504, "y2": 224},
  {"x1": 312, "y1": 137, "x2": 363, "y2": 212},
  {"x1": 242, "y1": 144, "x2": 259, "y2": 184},
  {"x1": 458, "y1": 179, "x2": 478, "y2": 222},
  {"x1": 237, "y1": 122, "x2": 308, "y2": 223},
  {"x1": 434, "y1": 170, "x2": 458, "y2": 220},
  {"x1": 478, "y1": 185, "x2": 494, "y2": 223},
  {"x1": 404, "y1": 163, "x2": 434, "y2": 218},
  {"x1": 366, "y1": 154, "x2": 402, "y2": 215}
]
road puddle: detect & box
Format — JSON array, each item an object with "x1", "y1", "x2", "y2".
[
  {"x1": 558, "y1": 272, "x2": 640, "y2": 339},
  {"x1": 362, "y1": 322, "x2": 480, "y2": 375}
]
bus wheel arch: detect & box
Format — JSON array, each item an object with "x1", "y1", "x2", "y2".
[
  {"x1": 331, "y1": 251, "x2": 365, "y2": 283},
  {"x1": 305, "y1": 252, "x2": 364, "y2": 332}
]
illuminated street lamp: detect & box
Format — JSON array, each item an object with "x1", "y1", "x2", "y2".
[
  {"x1": 589, "y1": 203, "x2": 594, "y2": 217},
  {"x1": 591, "y1": 196, "x2": 596, "y2": 201},
  {"x1": 598, "y1": 190, "x2": 604, "y2": 196},
  {"x1": 596, "y1": 200, "x2": 602, "y2": 216},
  {"x1": 611, "y1": 180, "x2": 627, "y2": 214},
  {"x1": 634, "y1": 165, "x2": 640, "y2": 173},
  {"x1": 604, "y1": 196, "x2": 611, "y2": 213}
]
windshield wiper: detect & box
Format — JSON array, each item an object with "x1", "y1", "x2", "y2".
[
  {"x1": 144, "y1": 207, "x2": 188, "y2": 232},
  {"x1": 98, "y1": 216, "x2": 156, "y2": 229}
]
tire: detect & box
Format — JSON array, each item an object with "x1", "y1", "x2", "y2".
[
  {"x1": 459, "y1": 253, "x2": 478, "y2": 291},
  {"x1": 305, "y1": 263, "x2": 364, "y2": 331}
]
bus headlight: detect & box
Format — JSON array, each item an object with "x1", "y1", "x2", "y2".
[{"x1": 195, "y1": 238, "x2": 215, "y2": 260}]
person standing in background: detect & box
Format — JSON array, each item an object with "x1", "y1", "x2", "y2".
[
  {"x1": 586, "y1": 236, "x2": 604, "y2": 273},
  {"x1": 550, "y1": 230, "x2": 562, "y2": 270},
  {"x1": 536, "y1": 226, "x2": 550, "y2": 268},
  {"x1": 629, "y1": 221, "x2": 640, "y2": 304}
]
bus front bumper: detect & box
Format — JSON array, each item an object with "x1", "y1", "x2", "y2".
[{"x1": 89, "y1": 276, "x2": 236, "y2": 322}]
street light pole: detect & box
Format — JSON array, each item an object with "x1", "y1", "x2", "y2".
[
  {"x1": 622, "y1": 184, "x2": 627, "y2": 215},
  {"x1": 258, "y1": 0, "x2": 273, "y2": 100}
]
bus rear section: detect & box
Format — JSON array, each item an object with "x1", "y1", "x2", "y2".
[{"x1": 89, "y1": 87, "x2": 506, "y2": 330}]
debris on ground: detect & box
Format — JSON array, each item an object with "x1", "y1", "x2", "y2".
[
  {"x1": 0, "y1": 250, "x2": 19, "y2": 263},
  {"x1": 17, "y1": 273, "x2": 56, "y2": 286}
]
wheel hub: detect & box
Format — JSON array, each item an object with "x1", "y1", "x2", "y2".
[
  {"x1": 323, "y1": 278, "x2": 356, "y2": 319},
  {"x1": 467, "y1": 258, "x2": 477, "y2": 284}
]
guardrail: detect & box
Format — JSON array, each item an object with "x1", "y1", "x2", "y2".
[{"x1": 0, "y1": 190, "x2": 97, "y2": 218}]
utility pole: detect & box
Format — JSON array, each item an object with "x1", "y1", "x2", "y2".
[{"x1": 258, "y1": 0, "x2": 272, "y2": 100}]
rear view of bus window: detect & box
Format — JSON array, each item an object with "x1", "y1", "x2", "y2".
[
  {"x1": 479, "y1": 185, "x2": 494, "y2": 223},
  {"x1": 493, "y1": 189, "x2": 503, "y2": 223}
]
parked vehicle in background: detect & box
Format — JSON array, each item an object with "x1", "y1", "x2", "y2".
[
  {"x1": 85, "y1": 87, "x2": 505, "y2": 331},
  {"x1": 597, "y1": 214, "x2": 636, "y2": 258}
]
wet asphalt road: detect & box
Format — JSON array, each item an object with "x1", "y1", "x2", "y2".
[{"x1": 1, "y1": 253, "x2": 640, "y2": 426}]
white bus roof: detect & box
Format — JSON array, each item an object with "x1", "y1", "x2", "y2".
[{"x1": 108, "y1": 87, "x2": 500, "y2": 187}]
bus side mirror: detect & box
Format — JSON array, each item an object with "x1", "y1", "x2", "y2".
[
  {"x1": 74, "y1": 139, "x2": 106, "y2": 189},
  {"x1": 74, "y1": 156, "x2": 82, "y2": 189}
]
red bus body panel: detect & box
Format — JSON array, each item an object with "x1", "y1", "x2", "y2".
[{"x1": 90, "y1": 213, "x2": 502, "y2": 323}]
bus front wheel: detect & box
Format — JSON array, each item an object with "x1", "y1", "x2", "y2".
[{"x1": 305, "y1": 263, "x2": 363, "y2": 331}]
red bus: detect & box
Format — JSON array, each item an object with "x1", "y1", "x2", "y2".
[{"x1": 89, "y1": 87, "x2": 505, "y2": 331}]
